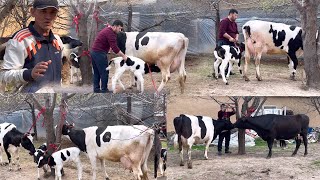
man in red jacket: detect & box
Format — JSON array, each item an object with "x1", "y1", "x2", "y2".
[
  {"x1": 217, "y1": 103, "x2": 236, "y2": 155},
  {"x1": 218, "y1": 9, "x2": 239, "y2": 46},
  {"x1": 90, "y1": 20, "x2": 127, "y2": 93}
]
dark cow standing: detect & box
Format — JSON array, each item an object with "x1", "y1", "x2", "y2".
[
  {"x1": 242, "y1": 20, "x2": 303, "y2": 81},
  {"x1": 234, "y1": 114, "x2": 309, "y2": 158},
  {"x1": 174, "y1": 114, "x2": 234, "y2": 168}
]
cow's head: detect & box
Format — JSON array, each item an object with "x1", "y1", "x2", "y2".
[
  {"x1": 236, "y1": 42, "x2": 245, "y2": 53},
  {"x1": 233, "y1": 117, "x2": 250, "y2": 129},
  {"x1": 144, "y1": 63, "x2": 161, "y2": 74},
  {"x1": 215, "y1": 46, "x2": 226, "y2": 59},
  {"x1": 33, "y1": 143, "x2": 47, "y2": 163},
  {"x1": 60, "y1": 36, "x2": 83, "y2": 49},
  {"x1": 213, "y1": 119, "x2": 234, "y2": 135},
  {"x1": 21, "y1": 133, "x2": 36, "y2": 155},
  {"x1": 117, "y1": 31, "x2": 127, "y2": 53},
  {"x1": 62, "y1": 123, "x2": 74, "y2": 135},
  {"x1": 34, "y1": 151, "x2": 50, "y2": 168}
]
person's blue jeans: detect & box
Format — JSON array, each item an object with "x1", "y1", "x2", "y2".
[
  {"x1": 90, "y1": 51, "x2": 109, "y2": 93},
  {"x1": 217, "y1": 39, "x2": 235, "y2": 47}
]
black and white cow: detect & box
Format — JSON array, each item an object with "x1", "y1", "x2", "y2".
[
  {"x1": 35, "y1": 147, "x2": 82, "y2": 180},
  {"x1": 0, "y1": 123, "x2": 36, "y2": 170},
  {"x1": 61, "y1": 124, "x2": 160, "y2": 180},
  {"x1": 213, "y1": 42, "x2": 245, "y2": 85},
  {"x1": 158, "y1": 148, "x2": 167, "y2": 176},
  {"x1": 61, "y1": 36, "x2": 83, "y2": 85},
  {"x1": 234, "y1": 114, "x2": 309, "y2": 158},
  {"x1": 107, "y1": 56, "x2": 161, "y2": 93},
  {"x1": 242, "y1": 20, "x2": 303, "y2": 81},
  {"x1": 173, "y1": 114, "x2": 234, "y2": 169},
  {"x1": 117, "y1": 32, "x2": 189, "y2": 93}
]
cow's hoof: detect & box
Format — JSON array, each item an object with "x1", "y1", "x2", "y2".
[
  {"x1": 244, "y1": 76, "x2": 250, "y2": 81},
  {"x1": 180, "y1": 162, "x2": 184, "y2": 166},
  {"x1": 266, "y1": 156, "x2": 271, "y2": 159},
  {"x1": 226, "y1": 82, "x2": 229, "y2": 85},
  {"x1": 291, "y1": 154, "x2": 296, "y2": 157},
  {"x1": 187, "y1": 162, "x2": 192, "y2": 169},
  {"x1": 290, "y1": 76, "x2": 296, "y2": 81},
  {"x1": 106, "y1": 178, "x2": 110, "y2": 180},
  {"x1": 304, "y1": 153, "x2": 308, "y2": 157},
  {"x1": 257, "y1": 77, "x2": 262, "y2": 81}
]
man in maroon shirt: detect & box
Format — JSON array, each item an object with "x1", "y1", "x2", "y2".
[
  {"x1": 90, "y1": 20, "x2": 127, "y2": 93},
  {"x1": 217, "y1": 103, "x2": 236, "y2": 155},
  {"x1": 218, "y1": 9, "x2": 239, "y2": 46}
]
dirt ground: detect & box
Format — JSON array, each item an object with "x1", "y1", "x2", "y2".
[
  {"x1": 167, "y1": 143, "x2": 320, "y2": 180},
  {"x1": 52, "y1": 54, "x2": 320, "y2": 96},
  {"x1": 0, "y1": 138, "x2": 167, "y2": 180}
]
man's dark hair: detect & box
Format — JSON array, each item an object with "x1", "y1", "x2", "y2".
[
  {"x1": 229, "y1": 9, "x2": 238, "y2": 15},
  {"x1": 112, "y1": 20, "x2": 124, "y2": 27},
  {"x1": 221, "y1": 104, "x2": 226, "y2": 108}
]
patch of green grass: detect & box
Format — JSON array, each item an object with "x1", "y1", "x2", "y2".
[
  {"x1": 312, "y1": 160, "x2": 320, "y2": 167},
  {"x1": 255, "y1": 137, "x2": 267, "y2": 147},
  {"x1": 191, "y1": 145, "x2": 206, "y2": 151}
]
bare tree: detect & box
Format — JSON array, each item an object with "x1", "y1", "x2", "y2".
[
  {"x1": 310, "y1": 97, "x2": 320, "y2": 115},
  {"x1": 0, "y1": 0, "x2": 17, "y2": 25}
]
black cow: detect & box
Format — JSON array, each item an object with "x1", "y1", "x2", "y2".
[
  {"x1": 234, "y1": 114, "x2": 309, "y2": 158},
  {"x1": 174, "y1": 114, "x2": 234, "y2": 168}
]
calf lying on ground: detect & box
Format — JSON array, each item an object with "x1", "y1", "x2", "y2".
[
  {"x1": 213, "y1": 43, "x2": 245, "y2": 85},
  {"x1": 107, "y1": 56, "x2": 161, "y2": 93},
  {"x1": 35, "y1": 147, "x2": 82, "y2": 180}
]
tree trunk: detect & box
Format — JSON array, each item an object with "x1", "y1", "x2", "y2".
[
  {"x1": 44, "y1": 94, "x2": 56, "y2": 145},
  {"x1": 127, "y1": 96, "x2": 132, "y2": 124},
  {"x1": 238, "y1": 98, "x2": 249, "y2": 155},
  {"x1": 0, "y1": 0, "x2": 17, "y2": 25},
  {"x1": 55, "y1": 94, "x2": 67, "y2": 149},
  {"x1": 127, "y1": 3, "x2": 133, "y2": 32},
  {"x1": 302, "y1": 4, "x2": 320, "y2": 88},
  {"x1": 215, "y1": 2, "x2": 220, "y2": 46},
  {"x1": 31, "y1": 103, "x2": 38, "y2": 141}
]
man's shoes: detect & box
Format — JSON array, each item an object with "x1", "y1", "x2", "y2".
[
  {"x1": 218, "y1": 151, "x2": 222, "y2": 156},
  {"x1": 225, "y1": 151, "x2": 232, "y2": 154}
]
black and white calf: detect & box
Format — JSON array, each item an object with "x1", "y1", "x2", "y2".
[
  {"x1": 61, "y1": 124, "x2": 160, "y2": 180},
  {"x1": 0, "y1": 123, "x2": 35, "y2": 170},
  {"x1": 213, "y1": 43, "x2": 245, "y2": 85},
  {"x1": 61, "y1": 36, "x2": 83, "y2": 85},
  {"x1": 107, "y1": 56, "x2": 161, "y2": 93},
  {"x1": 35, "y1": 147, "x2": 82, "y2": 180},
  {"x1": 158, "y1": 148, "x2": 167, "y2": 176},
  {"x1": 174, "y1": 114, "x2": 234, "y2": 169}
]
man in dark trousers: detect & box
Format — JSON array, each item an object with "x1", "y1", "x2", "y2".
[
  {"x1": 217, "y1": 104, "x2": 236, "y2": 155},
  {"x1": 90, "y1": 20, "x2": 127, "y2": 93},
  {"x1": 218, "y1": 9, "x2": 239, "y2": 46}
]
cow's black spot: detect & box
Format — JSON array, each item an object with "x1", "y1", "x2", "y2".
[
  {"x1": 135, "y1": 76, "x2": 138, "y2": 81},
  {"x1": 215, "y1": 46, "x2": 226, "y2": 59},
  {"x1": 61, "y1": 152, "x2": 67, "y2": 161},
  {"x1": 269, "y1": 24, "x2": 286, "y2": 47},
  {"x1": 102, "y1": 132, "x2": 111, "y2": 142},
  {"x1": 0, "y1": 143, "x2": 1, "y2": 146},
  {"x1": 136, "y1": 65, "x2": 140, "y2": 70},
  {"x1": 120, "y1": 60, "x2": 125, "y2": 67},
  {"x1": 66, "y1": 150, "x2": 70, "y2": 156},
  {"x1": 96, "y1": 127, "x2": 105, "y2": 147},
  {"x1": 126, "y1": 58, "x2": 135, "y2": 66},
  {"x1": 69, "y1": 129, "x2": 87, "y2": 152},
  {"x1": 229, "y1": 46, "x2": 241, "y2": 60},
  {"x1": 280, "y1": 46, "x2": 284, "y2": 49},
  {"x1": 288, "y1": 29, "x2": 303, "y2": 52},
  {"x1": 290, "y1": 26, "x2": 296, "y2": 31},
  {"x1": 141, "y1": 36, "x2": 149, "y2": 46},
  {"x1": 4, "y1": 124, "x2": 11, "y2": 130},
  {"x1": 135, "y1": 31, "x2": 148, "y2": 50},
  {"x1": 196, "y1": 116, "x2": 207, "y2": 139},
  {"x1": 117, "y1": 32, "x2": 127, "y2": 53},
  {"x1": 173, "y1": 115, "x2": 193, "y2": 139}
]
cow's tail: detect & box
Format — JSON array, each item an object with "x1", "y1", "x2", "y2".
[
  {"x1": 178, "y1": 37, "x2": 189, "y2": 94},
  {"x1": 153, "y1": 128, "x2": 161, "y2": 178},
  {"x1": 173, "y1": 115, "x2": 183, "y2": 152}
]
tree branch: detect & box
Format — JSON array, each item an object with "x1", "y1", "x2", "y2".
[{"x1": 28, "y1": 94, "x2": 43, "y2": 111}]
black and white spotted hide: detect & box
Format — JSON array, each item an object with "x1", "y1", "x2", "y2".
[
  {"x1": 107, "y1": 56, "x2": 160, "y2": 93},
  {"x1": 213, "y1": 43, "x2": 245, "y2": 85}
]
